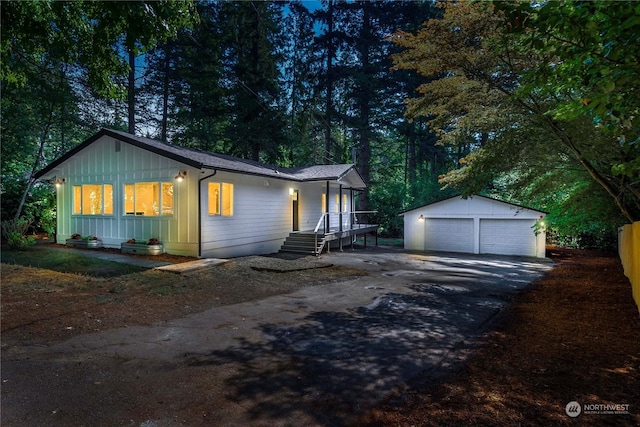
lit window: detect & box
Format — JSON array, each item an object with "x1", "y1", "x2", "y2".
[
  {"x1": 124, "y1": 182, "x2": 173, "y2": 216},
  {"x1": 208, "y1": 182, "x2": 234, "y2": 216},
  {"x1": 73, "y1": 186, "x2": 82, "y2": 214},
  {"x1": 343, "y1": 194, "x2": 348, "y2": 213},
  {"x1": 322, "y1": 193, "x2": 327, "y2": 213},
  {"x1": 162, "y1": 183, "x2": 174, "y2": 215},
  {"x1": 72, "y1": 184, "x2": 113, "y2": 215}
]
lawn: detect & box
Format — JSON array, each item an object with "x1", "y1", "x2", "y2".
[{"x1": 1, "y1": 248, "x2": 146, "y2": 277}]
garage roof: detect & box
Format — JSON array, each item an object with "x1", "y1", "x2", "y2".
[{"x1": 399, "y1": 195, "x2": 547, "y2": 216}]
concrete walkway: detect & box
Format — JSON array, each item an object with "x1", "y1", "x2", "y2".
[{"x1": 3, "y1": 247, "x2": 554, "y2": 426}]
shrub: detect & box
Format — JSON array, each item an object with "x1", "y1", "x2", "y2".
[{"x1": 1, "y1": 218, "x2": 36, "y2": 249}]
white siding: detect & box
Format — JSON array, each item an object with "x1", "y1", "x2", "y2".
[
  {"x1": 200, "y1": 177, "x2": 352, "y2": 258},
  {"x1": 200, "y1": 172, "x2": 291, "y2": 258}
]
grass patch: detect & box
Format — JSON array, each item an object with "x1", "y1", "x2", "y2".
[
  {"x1": 148, "y1": 284, "x2": 189, "y2": 296},
  {"x1": 1, "y1": 248, "x2": 146, "y2": 278}
]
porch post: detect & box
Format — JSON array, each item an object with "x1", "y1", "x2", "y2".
[
  {"x1": 339, "y1": 185, "x2": 343, "y2": 232},
  {"x1": 350, "y1": 189, "x2": 354, "y2": 230},
  {"x1": 325, "y1": 181, "x2": 330, "y2": 234}
]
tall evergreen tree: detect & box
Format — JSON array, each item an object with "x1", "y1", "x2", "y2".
[{"x1": 218, "y1": 1, "x2": 287, "y2": 162}]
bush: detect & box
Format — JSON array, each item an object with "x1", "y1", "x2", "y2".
[{"x1": 1, "y1": 218, "x2": 36, "y2": 249}]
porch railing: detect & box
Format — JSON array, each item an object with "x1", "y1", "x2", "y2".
[{"x1": 311, "y1": 210, "x2": 378, "y2": 255}]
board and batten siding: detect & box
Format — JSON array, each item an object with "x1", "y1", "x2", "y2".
[{"x1": 54, "y1": 135, "x2": 199, "y2": 256}]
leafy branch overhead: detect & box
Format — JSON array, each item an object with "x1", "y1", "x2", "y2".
[
  {"x1": 391, "y1": 1, "x2": 640, "y2": 222},
  {"x1": 1, "y1": 0, "x2": 198, "y2": 99}
]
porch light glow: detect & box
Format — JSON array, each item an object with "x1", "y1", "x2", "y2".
[
  {"x1": 418, "y1": 214, "x2": 425, "y2": 221},
  {"x1": 174, "y1": 170, "x2": 187, "y2": 182},
  {"x1": 54, "y1": 178, "x2": 65, "y2": 187},
  {"x1": 289, "y1": 188, "x2": 294, "y2": 196}
]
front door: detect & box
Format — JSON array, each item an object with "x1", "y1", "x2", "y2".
[{"x1": 292, "y1": 189, "x2": 299, "y2": 231}]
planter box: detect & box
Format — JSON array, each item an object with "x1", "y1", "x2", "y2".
[
  {"x1": 121, "y1": 243, "x2": 164, "y2": 256},
  {"x1": 65, "y1": 238, "x2": 102, "y2": 249}
]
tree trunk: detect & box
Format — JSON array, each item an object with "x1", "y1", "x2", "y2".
[
  {"x1": 356, "y1": 3, "x2": 372, "y2": 211},
  {"x1": 324, "y1": 0, "x2": 335, "y2": 164},
  {"x1": 161, "y1": 49, "x2": 170, "y2": 141},
  {"x1": 15, "y1": 119, "x2": 53, "y2": 220},
  {"x1": 128, "y1": 49, "x2": 136, "y2": 134}
]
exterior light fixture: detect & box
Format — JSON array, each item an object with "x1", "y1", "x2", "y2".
[
  {"x1": 418, "y1": 214, "x2": 425, "y2": 221},
  {"x1": 174, "y1": 170, "x2": 187, "y2": 182},
  {"x1": 289, "y1": 188, "x2": 295, "y2": 196},
  {"x1": 54, "y1": 178, "x2": 65, "y2": 187}
]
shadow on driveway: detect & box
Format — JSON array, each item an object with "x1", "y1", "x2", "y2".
[{"x1": 180, "y1": 250, "x2": 551, "y2": 425}]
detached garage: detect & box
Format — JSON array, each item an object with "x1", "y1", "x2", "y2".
[{"x1": 401, "y1": 195, "x2": 547, "y2": 258}]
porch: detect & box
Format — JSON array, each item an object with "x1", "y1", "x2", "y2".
[{"x1": 280, "y1": 211, "x2": 378, "y2": 256}]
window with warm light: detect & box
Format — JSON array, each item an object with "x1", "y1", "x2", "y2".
[
  {"x1": 72, "y1": 184, "x2": 113, "y2": 215},
  {"x1": 124, "y1": 182, "x2": 173, "y2": 216},
  {"x1": 321, "y1": 193, "x2": 327, "y2": 213},
  {"x1": 208, "y1": 182, "x2": 234, "y2": 216}
]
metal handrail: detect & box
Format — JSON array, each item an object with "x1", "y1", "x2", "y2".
[
  {"x1": 313, "y1": 213, "x2": 328, "y2": 255},
  {"x1": 310, "y1": 211, "x2": 378, "y2": 256},
  {"x1": 313, "y1": 212, "x2": 328, "y2": 233},
  {"x1": 351, "y1": 210, "x2": 377, "y2": 229}
]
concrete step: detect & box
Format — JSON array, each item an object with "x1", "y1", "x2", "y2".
[{"x1": 280, "y1": 232, "x2": 326, "y2": 255}]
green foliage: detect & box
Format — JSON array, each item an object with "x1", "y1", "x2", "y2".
[
  {"x1": 1, "y1": 218, "x2": 36, "y2": 249},
  {"x1": 1, "y1": 0, "x2": 198, "y2": 99},
  {"x1": 369, "y1": 181, "x2": 406, "y2": 237},
  {"x1": 391, "y1": 0, "x2": 640, "y2": 240}
]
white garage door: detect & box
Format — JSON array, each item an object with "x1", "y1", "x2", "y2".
[
  {"x1": 424, "y1": 218, "x2": 474, "y2": 253},
  {"x1": 480, "y1": 219, "x2": 536, "y2": 256}
]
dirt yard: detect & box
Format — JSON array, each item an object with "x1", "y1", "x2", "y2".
[
  {"x1": 356, "y1": 247, "x2": 640, "y2": 426},
  {"x1": 1, "y1": 245, "x2": 365, "y2": 345},
  {"x1": 1, "y1": 245, "x2": 639, "y2": 425}
]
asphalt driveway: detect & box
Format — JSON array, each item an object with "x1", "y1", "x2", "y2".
[{"x1": 2, "y1": 248, "x2": 553, "y2": 426}]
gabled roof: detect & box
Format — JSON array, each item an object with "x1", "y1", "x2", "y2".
[
  {"x1": 399, "y1": 194, "x2": 547, "y2": 215},
  {"x1": 35, "y1": 128, "x2": 367, "y2": 189}
]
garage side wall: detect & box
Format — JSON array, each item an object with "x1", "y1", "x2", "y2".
[{"x1": 402, "y1": 210, "x2": 425, "y2": 251}]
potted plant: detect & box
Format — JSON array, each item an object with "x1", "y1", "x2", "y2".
[
  {"x1": 65, "y1": 234, "x2": 102, "y2": 248},
  {"x1": 120, "y1": 237, "x2": 164, "y2": 255}
]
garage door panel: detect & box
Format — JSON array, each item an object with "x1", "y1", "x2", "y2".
[
  {"x1": 425, "y1": 219, "x2": 474, "y2": 253},
  {"x1": 480, "y1": 219, "x2": 536, "y2": 256}
]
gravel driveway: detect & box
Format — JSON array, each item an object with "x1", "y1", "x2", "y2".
[{"x1": 2, "y1": 247, "x2": 553, "y2": 427}]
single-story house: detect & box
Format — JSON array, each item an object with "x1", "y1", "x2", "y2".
[
  {"x1": 401, "y1": 195, "x2": 547, "y2": 258},
  {"x1": 35, "y1": 128, "x2": 376, "y2": 258}
]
